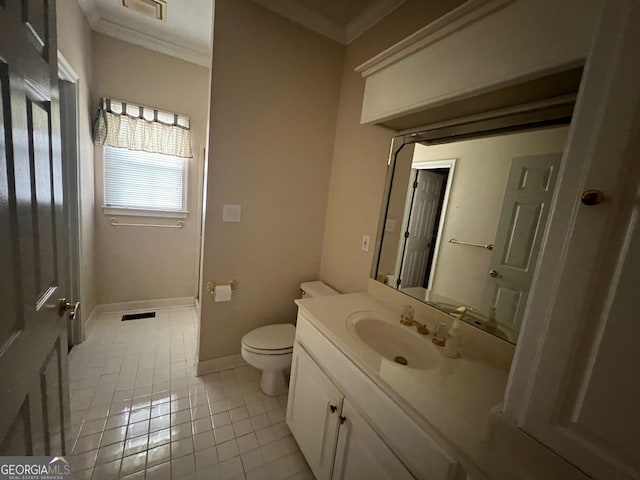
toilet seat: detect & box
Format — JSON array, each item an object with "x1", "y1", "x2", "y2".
[
  {"x1": 242, "y1": 344, "x2": 293, "y2": 355},
  {"x1": 239, "y1": 281, "x2": 339, "y2": 396},
  {"x1": 241, "y1": 323, "x2": 295, "y2": 355}
]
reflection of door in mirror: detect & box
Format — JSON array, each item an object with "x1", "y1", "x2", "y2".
[
  {"x1": 482, "y1": 153, "x2": 560, "y2": 339},
  {"x1": 397, "y1": 168, "x2": 449, "y2": 289},
  {"x1": 374, "y1": 124, "x2": 569, "y2": 344}
]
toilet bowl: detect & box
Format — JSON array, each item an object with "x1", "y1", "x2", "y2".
[
  {"x1": 240, "y1": 281, "x2": 339, "y2": 396},
  {"x1": 241, "y1": 323, "x2": 295, "y2": 396}
]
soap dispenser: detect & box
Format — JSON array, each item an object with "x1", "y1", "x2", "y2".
[{"x1": 444, "y1": 320, "x2": 461, "y2": 358}]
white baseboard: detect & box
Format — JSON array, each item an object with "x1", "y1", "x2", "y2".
[
  {"x1": 96, "y1": 296, "x2": 195, "y2": 314},
  {"x1": 196, "y1": 354, "x2": 247, "y2": 376},
  {"x1": 83, "y1": 305, "x2": 99, "y2": 341}
]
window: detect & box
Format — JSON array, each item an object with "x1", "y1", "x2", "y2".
[
  {"x1": 103, "y1": 146, "x2": 187, "y2": 215},
  {"x1": 93, "y1": 98, "x2": 193, "y2": 218}
]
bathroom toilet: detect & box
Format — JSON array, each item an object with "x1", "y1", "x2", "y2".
[{"x1": 240, "y1": 281, "x2": 339, "y2": 396}]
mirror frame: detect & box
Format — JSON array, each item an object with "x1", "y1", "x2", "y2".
[{"x1": 371, "y1": 96, "x2": 576, "y2": 342}]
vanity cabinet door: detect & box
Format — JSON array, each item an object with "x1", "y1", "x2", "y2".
[
  {"x1": 286, "y1": 343, "x2": 343, "y2": 480},
  {"x1": 332, "y1": 399, "x2": 415, "y2": 480}
]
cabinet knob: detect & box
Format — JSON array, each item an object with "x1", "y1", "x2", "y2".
[
  {"x1": 339, "y1": 415, "x2": 347, "y2": 425},
  {"x1": 330, "y1": 405, "x2": 337, "y2": 414},
  {"x1": 581, "y1": 189, "x2": 604, "y2": 206},
  {"x1": 489, "y1": 269, "x2": 499, "y2": 278}
]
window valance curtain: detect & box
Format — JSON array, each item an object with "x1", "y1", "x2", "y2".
[{"x1": 93, "y1": 98, "x2": 193, "y2": 158}]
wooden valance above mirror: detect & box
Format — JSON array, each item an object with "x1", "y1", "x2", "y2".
[{"x1": 356, "y1": 0, "x2": 603, "y2": 131}]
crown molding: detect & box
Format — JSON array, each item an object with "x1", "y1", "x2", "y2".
[
  {"x1": 75, "y1": 0, "x2": 211, "y2": 67},
  {"x1": 345, "y1": 0, "x2": 407, "y2": 43},
  {"x1": 76, "y1": 0, "x2": 101, "y2": 27},
  {"x1": 356, "y1": 0, "x2": 514, "y2": 76},
  {"x1": 77, "y1": 0, "x2": 405, "y2": 60},
  {"x1": 93, "y1": 18, "x2": 211, "y2": 66},
  {"x1": 252, "y1": 0, "x2": 346, "y2": 44},
  {"x1": 252, "y1": 0, "x2": 408, "y2": 46}
]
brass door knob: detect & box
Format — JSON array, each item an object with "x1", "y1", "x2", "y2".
[
  {"x1": 581, "y1": 189, "x2": 604, "y2": 206},
  {"x1": 57, "y1": 298, "x2": 80, "y2": 319}
]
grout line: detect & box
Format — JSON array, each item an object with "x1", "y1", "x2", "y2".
[{"x1": 69, "y1": 306, "x2": 305, "y2": 479}]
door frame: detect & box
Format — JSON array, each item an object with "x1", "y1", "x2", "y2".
[
  {"x1": 395, "y1": 158, "x2": 456, "y2": 290},
  {"x1": 57, "y1": 52, "x2": 83, "y2": 346}
]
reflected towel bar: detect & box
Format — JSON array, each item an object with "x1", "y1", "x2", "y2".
[
  {"x1": 448, "y1": 238, "x2": 494, "y2": 250},
  {"x1": 110, "y1": 217, "x2": 184, "y2": 228}
]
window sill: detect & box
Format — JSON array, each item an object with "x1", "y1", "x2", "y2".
[{"x1": 102, "y1": 206, "x2": 189, "y2": 219}]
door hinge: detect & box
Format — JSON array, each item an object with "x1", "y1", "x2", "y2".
[
  {"x1": 404, "y1": 231, "x2": 410, "y2": 239},
  {"x1": 413, "y1": 180, "x2": 418, "y2": 189}
]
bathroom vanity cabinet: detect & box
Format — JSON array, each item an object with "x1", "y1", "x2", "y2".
[
  {"x1": 286, "y1": 344, "x2": 343, "y2": 480},
  {"x1": 287, "y1": 343, "x2": 415, "y2": 480},
  {"x1": 287, "y1": 310, "x2": 463, "y2": 480}
]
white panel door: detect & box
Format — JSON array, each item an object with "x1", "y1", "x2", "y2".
[
  {"x1": 505, "y1": 2, "x2": 640, "y2": 479},
  {"x1": 482, "y1": 153, "x2": 560, "y2": 339},
  {"x1": 332, "y1": 399, "x2": 415, "y2": 480},
  {"x1": 400, "y1": 169, "x2": 444, "y2": 288},
  {"x1": 286, "y1": 344, "x2": 343, "y2": 480},
  {"x1": 0, "y1": 0, "x2": 71, "y2": 456}
]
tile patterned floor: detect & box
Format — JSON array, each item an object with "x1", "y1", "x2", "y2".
[{"x1": 68, "y1": 307, "x2": 313, "y2": 480}]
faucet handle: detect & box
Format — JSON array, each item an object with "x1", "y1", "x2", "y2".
[{"x1": 401, "y1": 305, "x2": 414, "y2": 320}]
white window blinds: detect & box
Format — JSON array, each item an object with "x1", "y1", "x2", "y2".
[{"x1": 104, "y1": 147, "x2": 186, "y2": 212}]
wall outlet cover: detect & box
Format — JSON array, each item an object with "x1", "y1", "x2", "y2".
[{"x1": 362, "y1": 234, "x2": 370, "y2": 252}]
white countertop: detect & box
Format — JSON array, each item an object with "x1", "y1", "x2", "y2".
[{"x1": 295, "y1": 292, "x2": 514, "y2": 479}]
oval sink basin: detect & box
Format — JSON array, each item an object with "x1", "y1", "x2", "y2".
[{"x1": 352, "y1": 317, "x2": 440, "y2": 370}]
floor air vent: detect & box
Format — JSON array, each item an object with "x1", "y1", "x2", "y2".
[{"x1": 122, "y1": 311, "x2": 156, "y2": 321}]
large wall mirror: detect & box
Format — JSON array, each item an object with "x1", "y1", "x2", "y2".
[{"x1": 373, "y1": 107, "x2": 573, "y2": 344}]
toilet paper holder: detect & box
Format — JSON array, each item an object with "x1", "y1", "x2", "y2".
[{"x1": 206, "y1": 280, "x2": 238, "y2": 295}]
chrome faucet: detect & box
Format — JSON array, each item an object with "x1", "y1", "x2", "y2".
[{"x1": 400, "y1": 305, "x2": 429, "y2": 335}]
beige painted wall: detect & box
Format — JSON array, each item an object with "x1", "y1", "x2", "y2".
[
  {"x1": 92, "y1": 33, "x2": 210, "y2": 304},
  {"x1": 56, "y1": 0, "x2": 97, "y2": 322},
  {"x1": 198, "y1": 0, "x2": 344, "y2": 361},
  {"x1": 319, "y1": 0, "x2": 467, "y2": 293},
  {"x1": 412, "y1": 126, "x2": 569, "y2": 308}
]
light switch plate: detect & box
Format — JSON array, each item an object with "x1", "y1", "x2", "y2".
[{"x1": 223, "y1": 204, "x2": 241, "y2": 223}]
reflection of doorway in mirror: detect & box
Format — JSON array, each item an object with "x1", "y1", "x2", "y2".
[
  {"x1": 396, "y1": 159, "x2": 456, "y2": 290},
  {"x1": 482, "y1": 153, "x2": 561, "y2": 340}
]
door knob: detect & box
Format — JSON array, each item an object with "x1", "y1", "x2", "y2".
[
  {"x1": 489, "y1": 269, "x2": 499, "y2": 278},
  {"x1": 58, "y1": 298, "x2": 80, "y2": 320},
  {"x1": 338, "y1": 415, "x2": 347, "y2": 425},
  {"x1": 581, "y1": 189, "x2": 604, "y2": 206}
]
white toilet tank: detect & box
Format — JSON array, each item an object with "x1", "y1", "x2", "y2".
[{"x1": 300, "y1": 281, "x2": 340, "y2": 298}]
